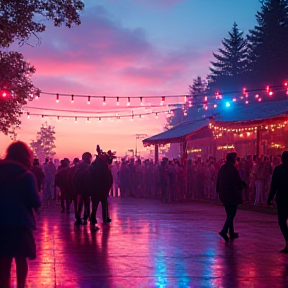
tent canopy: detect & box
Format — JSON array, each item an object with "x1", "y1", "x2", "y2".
[{"x1": 143, "y1": 118, "x2": 211, "y2": 146}]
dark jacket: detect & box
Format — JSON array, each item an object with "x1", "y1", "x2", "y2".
[
  {"x1": 216, "y1": 162, "x2": 245, "y2": 205},
  {"x1": 90, "y1": 156, "x2": 113, "y2": 199},
  {"x1": 268, "y1": 163, "x2": 288, "y2": 209},
  {"x1": 0, "y1": 160, "x2": 41, "y2": 229},
  {"x1": 73, "y1": 161, "x2": 91, "y2": 196},
  {"x1": 31, "y1": 165, "x2": 45, "y2": 192},
  {"x1": 55, "y1": 166, "x2": 70, "y2": 197}
]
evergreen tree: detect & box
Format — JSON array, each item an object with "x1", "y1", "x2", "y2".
[
  {"x1": 187, "y1": 76, "x2": 207, "y2": 120},
  {"x1": 30, "y1": 123, "x2": 56, "y2": 163},
  {"x1": 247, "y1": 0, "x2": 288, "y2": 88},
  {"x1": 189, "y1": 76, "x2": 207, "y2": 97},
  {"x1": 208, "y1": 22, "x2": 248, "y2": 92},
  {"x1": 166, "y1": 76, "x2": 208, "y2": 129}
]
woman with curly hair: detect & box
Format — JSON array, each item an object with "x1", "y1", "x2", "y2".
[{"x1": 0, "y1": 141, "x2": 41, "y2": 288}]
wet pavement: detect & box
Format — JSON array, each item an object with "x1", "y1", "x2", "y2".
[{"x1": 10, "y1": 198, "x2": 288, "y2": 287}]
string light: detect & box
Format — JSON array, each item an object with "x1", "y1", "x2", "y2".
[
  {"x1": 127, "y1": 97, "x2": 130, "y2": 106},
  {"x1": 71, "y1": 94, "x2": 74, "y2": 103},
  {"x1": 155, "y1": 113, "x2": 158, "y2": 119},
  {"x1": 103, "y1": 96, "x2": 106, "y2": 106},
  {"x1": 160, "y1": 96, "x2": 165, "y2": 105},
  {"x1": 56, "y1": 93, "x2": 59, "y2": 103},
  {"x1": 140, "y1": 97, "x2": 143, "y2": 106},
  {"x1": 117, "y1": 97, "x2": 120, "y2": 106},
  {"x1": 87, "y1": 96, "x2": 91, "y2": 105},
  {"x1": 27, "y1": 112, "x2": 30, "y2": 119},
  {"x1": 57, "y1": 116, "x2": 60, "y2": 121},
  {"x1": 98, "y1": 117, "x2": 102, "y2": 122},
  {"x1": 75, "y1": 117, "x2": 78, "y2": 123},
  {"x1": 86, "y1": 117, "x2": 90, "y2": 123}
]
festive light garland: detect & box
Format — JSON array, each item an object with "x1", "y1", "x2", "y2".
[
  {"x1": 209, "y1": 118, "x2": 288, "y2": 139},
  {"x1": 2, "y1": 82, "x2": 288, "y2": 123},
  {"x1": 24, "y1": 109, "x2": 175, "y2": 122},
  {"x1": 35, "y1": 83, "x2": 288, "y2": 105}
]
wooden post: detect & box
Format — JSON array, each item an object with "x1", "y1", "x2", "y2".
[
  {"x1": 155, "y1": 144, "x2": 159, "y2": 164},
  {"x1": 256, "y1": 127, "x2": 262, "y2": 157}
]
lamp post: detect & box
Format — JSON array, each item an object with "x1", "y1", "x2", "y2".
[{"x1": 134, "y1": 134, "x2": 148, "y2": 157}]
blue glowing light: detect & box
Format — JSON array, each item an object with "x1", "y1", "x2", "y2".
[{"x1": 225, "y1": 102, "x2": 231, "y2": 107}]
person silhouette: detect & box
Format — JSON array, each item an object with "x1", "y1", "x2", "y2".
[
  {"x1": 267, "y1": 151, "x2": 288, "y2": 253},
  {"x1": 0, "y1": 141, "x2": 41, "y2": 288},
  {"x1": 217, "y1": 152, "x2": 246, "y2": 242}
]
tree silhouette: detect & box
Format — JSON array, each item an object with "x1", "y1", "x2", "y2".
[
  {"x1": 208, "y1": 22, "x2": 248, "y2": 92},
  {"x1": 30, "y1": 123, "x2": 56, "y2": 164},
  {"x1": 0, "y1": 0, "x2": 84, "y2": 47},
  {"x1": 247, "y1": 0, "x2": 288, "y2": 88},
  {"x1": 0, "y1": 51, "x2": 39, "y2": 137},
  {"x1": 0, "y1": 0, "x2": 84, "y2": 136}
]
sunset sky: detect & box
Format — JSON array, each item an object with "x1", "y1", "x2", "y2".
[{"x1": 0, "y1": 0, "x2": 261, "y2": 160}]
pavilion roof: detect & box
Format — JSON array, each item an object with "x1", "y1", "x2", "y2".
[
  {"x1": 143, "y1": 118, "x2": 210, "y2": 146},
  {"x1": 213, "y1": 99, "x2": 288, "y2": 126}
]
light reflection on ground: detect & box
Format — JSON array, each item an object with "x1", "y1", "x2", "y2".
[{"x1": 9, "y1": 198, "x2": 288, "y2": 287}]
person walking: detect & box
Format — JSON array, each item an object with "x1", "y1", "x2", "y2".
[
  {"x1": 267, "y1": 151, "x2": 288, "y2": 253},
  {"x1": 217, "y1": 152, "x2": 246, "y2": 242},
  {"x1": 0, "y1": 141, "x2": 41, "y2": 288}
]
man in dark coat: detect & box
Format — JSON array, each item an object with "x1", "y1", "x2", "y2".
[
  {"x1": 66, "y1": 158, "x2": 80, "y2": 222},
  {"x1": 55, "y1": 159, "x2": 70, "y2": 212},
  {"x1": 30, "y1": 158, "x2": 45, "y2": 193},
  {"x1": 267, "y1": 151, "x2": 288, "y2": 253},
  {"x1": 73, "y1": 152, "x2": 92, "y2": 225},
  {"x1": 217, "y1": 152, "x2": 245, "y2": 242}
]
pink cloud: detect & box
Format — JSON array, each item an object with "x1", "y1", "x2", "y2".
[
  {"x1": 11, "y1": 4, "x2": 211, "y2": 98},
  {"x1": 0, "y1": 4, "x2": 214, "y2": 159}
]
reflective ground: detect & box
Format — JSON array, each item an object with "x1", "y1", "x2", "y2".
[{"x1": 10, "y1": 198, "x2": 288, "y2": 287}]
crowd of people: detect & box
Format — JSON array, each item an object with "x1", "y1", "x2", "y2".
[
  {"x1": 31, "y1": 151, "x2": 113, "y2": 229},
  {"x1": 110, "y1": 154, "x2": 282, "y2": 207},
  {"x1": 27, "y1": 150, "x2": 284, "y2": 210}
]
